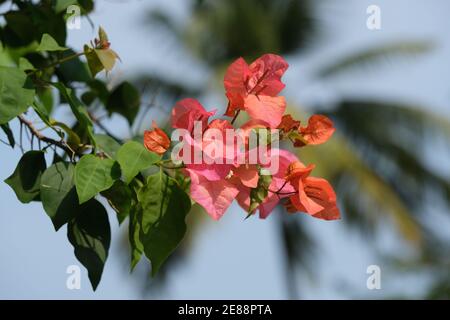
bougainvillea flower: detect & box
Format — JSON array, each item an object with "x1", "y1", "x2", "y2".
[
  {"x1": 232, "y1": 164, "x2": 259, "y2": 188},
  {"x1": 188, "y1": 163, "x2": 258, "y2": 220},
  {"x1": 151, "y1": 53, "x2": 340, "y2": 222},
  {"x1": 244, "y1": 95, "x2": 286, "y2": 128},
  {"x1": 234, "y1": 149, "x2": 298, "y2": 219},
  {"x1": 143, "y1": 121, "x2": 170, "y2": 155},
  {"x1": 238, "y1": 119, "x2": 271, "y2": 154},
  {"x1": 172, "y1": 98, "x2": 216, "y2": 132},
  {"x1": 180, "y1": 133, "x2": 234, "y2": 181},
  {"x1": 219, "y1": 164, "x2": 260, "y2": 216},
  {"x1": 285, "y1": 161, "x2": 315, "y2": 186},
  {"x1": 285, "y1": 161, "x2": 340, "y2": 220},
  {"x1": 202, "y1": 118, "x2": 238, "y2": 164},
  {"x1": 224, "y1": 57, "x2": 250, "y2": 116},
  {"x1": 258, "y1": 149, "x2": 298, "y2": 218},
  {"x1": 277, "y1": 114, "x2": 300, "y2": 133},
  {"x1": 247, "y1": 54, "x2": 289, "y2": 96},
  {"x1": 224, "y1": 54, "x2": 288, "y2": 117},
  {"x1": 188, "y1": 169, "x2": 239, "y2": 220},
  {"x1": 295, "y1": 115, "x2": 335, "y2": 146}
]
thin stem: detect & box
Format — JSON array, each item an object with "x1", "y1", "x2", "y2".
[
  {"x1": 47, "y1": 52, "x2": 85, "y2": 69},
  {"x1": 264, "y1": 183, "x2": 296, "y2": 196},
  {"x1": 268, "y1": 189, "x2": 296, "y2": 196},
  {"x1": 0, "y1": 138, "x2": 10, "y2": 146},
  {"x1": 88, "y1": 111, "x2": 122, "y2": 143},
  {"x1": 19, "y1": 122, "x2": 24, "y2": 154},
  {"x1": 158, "y1": 163, "x2": 185, "y2": 170},
  {"x1": 276, "y1": 180, "x2": 289, "y2": 193},
  {"x1": 231, "y1": 110, "x2": 241, "y2": 125},
  {"x1": 135, "y1": 84, "x2": 159, "y2": 134},
  {"x1": 18, "y1": 115, "x2": 77, "y2": 157},
  {"x1": 30, "y1": 52, "x2": 85, "y2": 74}
]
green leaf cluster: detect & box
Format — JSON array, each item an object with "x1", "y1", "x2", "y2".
[{"x1": 0, "y1": 1, "x2": 192, "y2": 291}]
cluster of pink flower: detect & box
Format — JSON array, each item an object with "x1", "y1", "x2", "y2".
[{"x1": 144, "y1": 54, "x2": 340, "y2": 221}]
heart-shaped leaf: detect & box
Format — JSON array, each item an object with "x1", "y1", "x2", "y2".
[
  {"x1": 101, "y1": 180, "x2": 132, "y2": 225},
  {"x1": 36, "y1": 33, "x2": 68, "y2": 52},
  {"x1": 116, "y1": 141, "x2": 160, "y2": 184},
  {"x1": 5, "y1": 151, "x2": 46, "y2": 203},
  {"x1": 136, "y1": 172, "x2": 191, "y2": 275},
  {"x1": 40, "y1": 162, "x2": 79, "y2": 230},
  {"x1": 95, "y1": 134, "x2": 121, "y2": 159},
  {"x1": 0, "y1": 67, "x2": 35, "y2": 124},
  {"x1": 75, "y1": 154, "x2": 120, "y2": 204},
  {"x1": 67, "y1": 199, "x2": 111, "y2": 291}
]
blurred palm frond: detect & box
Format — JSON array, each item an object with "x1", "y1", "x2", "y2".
[{"x1": 318, "y1": 41, "x2": 433, "y2": 78}]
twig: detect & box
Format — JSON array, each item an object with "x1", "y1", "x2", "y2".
[
  {"x1": 18, "y1": 115, "x2": 76, "y2": 157},
  {"x1": 19, "y1": 122, "x2": 24, "y2": 154},
  {"x1": 135, "y1": 85, "x2": 159, "y2": 134},
  {"x1": 158, "y1": 162, "x2": 186, "y2": 170},
  {"x1": 0, "y1": 138, "x2": 10, "y2": 146},
  {"x1": 231, "y1": 110, "x2": 241, "y2": 125},
  {"x1": 88, "y1": 111, "x2": 122, "y2": 143},
  {"x1": 30, "y1": 52, "x2": 85, "y2": 74}
]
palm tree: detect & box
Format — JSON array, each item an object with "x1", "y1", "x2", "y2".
[{"x1": 137, "y1": 0, "x2": 450, "y2": 298}]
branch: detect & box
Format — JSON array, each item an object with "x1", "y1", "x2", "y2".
[
  {"x1": 18, "y1": 115, "x2": 76, "y2": 157},
  {"x1": 30, "y1": 52, "x2": 85, "y2": 75}
]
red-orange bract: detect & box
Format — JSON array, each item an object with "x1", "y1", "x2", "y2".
[
  {"x1": 285, "y1": 161, "x2": 340, "y2": 220},
  {"x1": 144, "y1": 121, "x2": 170, "y2": 155},
  {"x1": 278, "y1": 114, "x2": 300, "y2": 133},
  {"x1": 297, "y1": 114, "x2": 336, "y2": 146},
  {"x1": 224, "y1": 54, "x2": 288, "y2": 127}
]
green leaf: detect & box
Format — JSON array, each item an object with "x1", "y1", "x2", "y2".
[
  {"x1": 37, "y1": 87, "x2": 54, "y2": 115},
  {"x1": 18, "y1": 57, "x2": 35, "y2": 71},
  {"x1": 137, "y1": 172, "x2": 191, "y2": 276},
  {"x1": 101, "y1": 180, "x2": 131, "y2": 225},
  {"x1": 55, "y1": 0, "x2": 78, "y2": 13},
  {"x1": 106, "y1": 82, "x2": 140, "y2": 125},
  {"x1": 94, "y1": 48, "x2": 119, "y2": 72},
  {"x1": 77, "y1": 0, "x2": 94, "y2": 13},
  {"x1": 67, "y1": 199, "x2": 111, "y2": 291},
  {"x1": 5, "y1": 151, "x2": 46, "y2": 203},
  {"x1": 84, "y1": 45, "x2": 103, "y2": 78},
  {"x1": 82, "y1": 80, "x2": 109, "y2": 105},
  {"x1": 98, "y1": 26, "x2": 108, "y2": 43},
  {"x1": 129, "y1": 204, "x2": 144, "y2": 271},
  {"x1": 0, "y1": 67, "x2": 35, "y2": 124},
  {"x1": 1, "y1": 123, "x2": 15, "y2": 148},
  {"x1": 40, "y1": 162, "x2": 79, "y2": 230},
  {"x1": 3, "y1": 11, "x2": 35, "y2": 47},
  {"x1": 116, "y1": 141, "x2": 160, "y2": 184},
  {"x1": 95, "y1": 134, "x2": 121, "y2": 159},
  {"x1": 32, "y1": 101, "x2": 51, "y2": 125},
  {"x1": 57, "y1": 49, "x2": 91, "y2": 83},
  {"x1": 52, "y1": 82, "x2": 96, "y2": 148},
  {"x1": 75, "y1": 154, "x2": 120, "y2": 204},
  {"x1": 52, "y1": 121, "x2": 84, "y2": 152},
  {"x1": 249, "y1": 172, "x2": 272, "y2": 214},
  {"x1": 37, "y1": 33, "x2": 68, "y2": 52},
  {"x1": 83, "y1": 46, "x2": 119, "y2": 78}
]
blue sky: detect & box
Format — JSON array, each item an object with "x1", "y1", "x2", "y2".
[{"x1": 0, "y1": 0, "x2": 449, "y2": 299}]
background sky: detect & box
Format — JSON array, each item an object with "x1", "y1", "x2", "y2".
[{"x1": 0, "y1": 0, "x2": 449, "y2": 299}]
